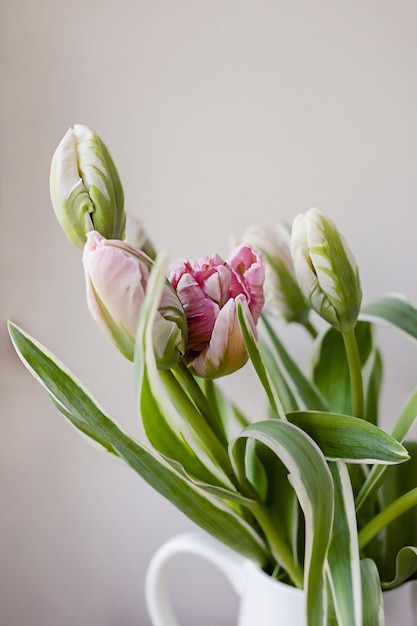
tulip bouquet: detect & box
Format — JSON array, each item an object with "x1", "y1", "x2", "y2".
[{"x1": 8, "y1": 125, "x2": 417, "y2": 626}]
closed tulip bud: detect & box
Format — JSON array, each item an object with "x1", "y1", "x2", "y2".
[
  {"x1": 242, "y1": 224, "x2": 310, "y2": 324},
  {"x1": 169, "y1": 245, "x2": 265, "y2": 378},
  {"x1": 291, "y1": 209, "x2": 362, "y2": 332},
  {"x1": 50, "y1": 125, "x2": 125, "y2": 248},
  {"x1": 83, "y1": 232, "x2": 187, "y2": 368}
]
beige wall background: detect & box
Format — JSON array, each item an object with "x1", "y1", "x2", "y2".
[{"x1": 2, "y1": 1, "x2": 417, "y2": 624}]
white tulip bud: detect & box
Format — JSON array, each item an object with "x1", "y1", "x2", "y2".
[
  {"x1": 50, "y1": 124, "x2": 125, "y2": 248},
  {"x1": 291, "y1": 209, "x2": 362, "y2": 332}
]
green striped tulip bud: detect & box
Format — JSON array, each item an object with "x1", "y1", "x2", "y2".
[
  {"x1": 50, "y1": 124, "x2": 125, "y2": 248},
  {"x1": 241, "y1": 224, "x2": 310, "y2": 324},
  {"x1": 290, "y1": 209, "x2": 362, "y2": 332}
]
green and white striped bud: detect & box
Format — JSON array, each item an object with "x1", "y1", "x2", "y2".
[
  {"x1": 291, "y1": 209, "x2": 362, "y2": 332},
  {"x1": 50, "y1": 124, "x2": 125, "y2": 248}
]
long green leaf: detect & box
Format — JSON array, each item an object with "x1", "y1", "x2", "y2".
[
  {"x1": 360, "y1": 559, "x2": 384, "y2": 626},
  {"x1": 8, "y1": 322, "x2": 270, "y2": 566},
  {"x1": 237, "y1": 302, "x2": 285, "y2": 419},
  {"x1": 230, "y1": 419, "x2": 334, "y2": 626},
  {"x1": 364, "y1": 347, "x2": 383, "y2": 425},
  {"x1": 361, "y1": 294, "x2": 417, "y2": 342},
  {"x1": 286, "y1": 411, "x2": 409, "y2": 464},
  {"x1": 261, "y1": 314, "x2": 329, "y2": 411},
  {"x1": 254, "y1": 443, "x2": 299, "y2": 555},
  {"x1": 327, "y1": 462, "x2": 362, "y2": 626},
  {"x1": 259, "y1": 342, "x2": 299, "y2": 413}
]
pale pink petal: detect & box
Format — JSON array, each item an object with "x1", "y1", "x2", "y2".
[
  {"x1": 167, "y1": 259, "x2": 193, "y2": 290},
  {"x1": 202, "y1": 264, "x2": 231, "y2": 305},
  {"x1": 190, "y1": 295, "x2": 253, "y2": 378},
  {"x1": 227, "y1": 244, "x2": 265, "y2": 322},
  {"x1": 227, "y1": 244, "x2": 257, "y2": 273},
  {"x1": 83, "y1": 232, "x2": 147, "y2": 338}
]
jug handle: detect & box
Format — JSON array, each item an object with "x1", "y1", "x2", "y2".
[{"x1": 145, "y1": 532, "x2": 247, "y2": 626}]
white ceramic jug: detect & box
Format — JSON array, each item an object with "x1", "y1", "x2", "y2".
[{"x1": 145, "y1": 532, "x2": 417, "y2": 626}]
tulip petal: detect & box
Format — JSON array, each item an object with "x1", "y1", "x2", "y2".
[
  {"x1": 170, "y1": 268, "x2": 218, "y2": 353},
  {"x1": 83, "y1": 232, "x2": 147, "y2": 341},
  {"x1": 83, "y1": 232, "x2": 186, "y2": 366},
  {"x1": 191, "y1": 295, "x2": 253, "y2": 379},
  {"x1": 228, "y1": 244, "x2": 265, "y2": 323},
  {"x1": 202, "y1": 265, "x2": 231, "y2": 306}
]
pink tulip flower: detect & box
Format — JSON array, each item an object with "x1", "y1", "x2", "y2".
[
  {"x1": 168, "y1": 245, "x2": 265, "y2": 378},
  {"x1": 83, "y1": 231, "x2": 187, "y2": 368}
]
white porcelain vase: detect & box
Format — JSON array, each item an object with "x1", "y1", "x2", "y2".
[{"x1": 145, "y1": 533, "x2": 417, "y2": 626}]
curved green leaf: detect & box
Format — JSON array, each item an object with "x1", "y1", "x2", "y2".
[
  {"x1": 287, "y1": 411, "x2": 409, "y2": 464},
  {"x1": 327, "y1": 462, "x2": 362, "y2": 626},
  {"x1": 381, "y1": 546, "x2": 417, "y2": 590},
  {"x1": 261, "y1": 314, "x2": 329, "y2": 411},
  {"x1": 230, "y1": 419, "x2": 334, "y2": 626},
  {"x1": 7, "y1": 322, "x2": 270, "y2": 566},
  {"x1": 237, "y1": 302, "x2": 285, "y2": 419},
  {"x1": 361, "y1": 294, "x2": 417, "y2": 342},
  {"x1": 360, "y1": 559, "x2": 384, "y2": 626},
  {"x1": 364, "y1": 347, "x2": 383, "y2": 425},
  {"x1": 259, "y1": 342, "x2": 299, "y2": 413}
]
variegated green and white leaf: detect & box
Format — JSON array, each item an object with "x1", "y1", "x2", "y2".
[
  {"x1": 8, "y1": 322, "x2": 270, "y2": 566},
  {"x1": 361, "y1": 294, "x2": 417, "y2": 342},
  {"x1": 286, "y1": 411, "x2": 409, "y2": 464},
  {"x1": 261, "y1": 314, "x2": 329, "y2": 411},
  {"x1": 360, "y1": 559, "x2": 384, "y2": 626},
  {"x1": 259, "y1": 342, "x2": 299, "y2": 413},
  {"x1": 230, "y1": 419, "x2": 334, "y2": 626},
  {"x1": 381, "y1": 546, "x2": 417, "y2": 590},
  {"x1": 327, "y1": 462, "x2": 362, "y2": 626},
  {"x1": 237, "y1": 302, "x2": 286, "y2": 419}
]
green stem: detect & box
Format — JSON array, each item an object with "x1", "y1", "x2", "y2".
[
  {"x1": 159, "y1": 369, "x2": 236, "y2": 486},
  {"x1": 249, "y1": 499, "x2": 304, "y2": 588},
  {"x1": 358, "y1": 488, "x2": 417, "y2": 550},
  {"x1": 342, "y1": 329, "x2": 364, "y2": 418},
  {"x1": 174, "y1": 361, "x2": 227, "y2": 445}
]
